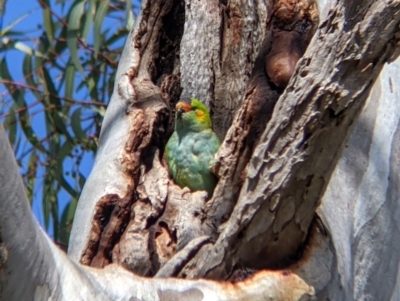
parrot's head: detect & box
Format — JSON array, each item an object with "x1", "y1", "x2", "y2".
[{"x1": 174, "y1": 98, "x2": 212, "y2": 133}]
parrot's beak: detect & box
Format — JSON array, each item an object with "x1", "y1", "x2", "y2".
[
  {"x1": 176, "y1": 101, "x2": 192, "y2": 120},
  {"x1": 176, "y1": 107, "x2": 183, "y2": 119}
]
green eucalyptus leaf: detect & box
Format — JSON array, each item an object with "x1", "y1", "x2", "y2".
[
  {"x1": 93, "y1": 0, "x2": 109, "y2": 58},
  {"x1": 64, "y1": 60, "x2": 75, "y2": 99},
  {"x1": 78, "y1": 172, "x2": 86, "y2": 190},
  {"x1": 71, "y1": 108, "x2": 86, "y2": 141},
  {"x1": 42, "y1": 7, "x2": 54, "y2": 42},
  {"x1": 54, "y1": 24, "x2": 68, "y2": 55},
  {"x1": 67, "y1": 0, "x2": 85, "y2": 75},
  {"x1": 0, "y1": 57, "x2": 45, "y2": 153},
  {"x1": 54, "y1": 140, "x2": 78, "y2": 198},
  {"x1": 22, "y1": 54, "x2": 42, "y2": 99},
  {"x1": 59, "y1": 196, "x2": 77, "y2": 249},
  {"x1": 26, "y1": 151, "x2": 38, "y2": 204},
  {"x1": 50, "y1": 188, "x2": 59, "y2": 243},
  {"x1": 33, "y1": 35, "x2": 51, "y2": 76},
  {"x1": 4, "y1": 105, "x2": 17, "y2": 146},
  {"x1": 81, "y1": 0, "x2": 95, "y2": 40},
  {"x1": 38, "y1": 0, "x2": 50, "y2": 8},
  {"x1": 42, "y1": 173, "x2": 54, "y2": 231},
  {"x1": 41, "y1": 66, "x2": 74, "y2": 141},
  {"x1": 125, "y1": 0, "x2": 134, "y2": 30},
  {"x1": 91, "y1": 105, "x2": 106, "y2": 117},
  {"x1": 105, "y1": 28, "x2": 129, "y2": 46},
  {"x1": 0, "y1": 11, "x2": 30, "y2": 36}
]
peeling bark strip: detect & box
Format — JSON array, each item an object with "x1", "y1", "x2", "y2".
[{"x1": 182, "y1": 0, "x2": 400, "y2": 279}]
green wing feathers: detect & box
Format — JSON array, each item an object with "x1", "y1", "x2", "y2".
[{"x1": 165, "y1": 98, "x2": 220, "y2": 197}]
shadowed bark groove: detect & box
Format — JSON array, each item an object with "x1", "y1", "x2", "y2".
[
  {"x1": 207, "y1": 0, "x2": 319, "y2": 252},
  {"x1": 79, "y1": 193, "x2": 133, "y2": 267}
]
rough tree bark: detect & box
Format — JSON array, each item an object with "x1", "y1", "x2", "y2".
[
  {"x1": 0, "y1": 131, "x2": 314, "y2": 300},
  {"x1": 1, "y1": 0, "x2": 400, "y2": 300}
]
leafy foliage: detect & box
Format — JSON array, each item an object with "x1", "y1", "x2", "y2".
[{"x1": 0, "y1": 0, "x2": 136, "y2": 249}]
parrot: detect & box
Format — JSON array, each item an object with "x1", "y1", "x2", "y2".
[{"x1": 165, "y1": 97, "x2": 220, "y2": 197}]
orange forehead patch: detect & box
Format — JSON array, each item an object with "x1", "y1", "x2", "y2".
[{"x1": 176, "y1": 101, "x2": 192, "y2": 112}]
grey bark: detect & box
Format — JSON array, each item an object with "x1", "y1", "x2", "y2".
[{"x1": 316, "y1": 61, "x2": 400, "y2": 300}]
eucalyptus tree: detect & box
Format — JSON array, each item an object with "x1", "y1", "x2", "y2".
[{"x1": 1, "y1": 0, "x2": 400, "y2": 300}]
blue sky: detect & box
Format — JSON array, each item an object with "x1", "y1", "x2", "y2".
[
  {"x1": 1, "y1": 0, "x2": 140, "y2": 238},
  {"x1": 2, "y1": 0, "x2": 58, "y2": 230}
]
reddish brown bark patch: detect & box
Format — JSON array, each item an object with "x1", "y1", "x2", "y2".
[
  {"x1": 266, "y1": 0, "x2": 319, "y2": 88},
  {"x1": 265, "y1": 30, "x2": 305, "y2": 88},
  {"x1": 154, "y1": 221, "x2": 177, "y2": 264},
  {"x1": 80, "y1": 192, "x2": 134, "y2": 267}
]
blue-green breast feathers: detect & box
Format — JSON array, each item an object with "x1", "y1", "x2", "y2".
[{"x1": 165, "y1": 98, "x2": 220, "y2": 196}]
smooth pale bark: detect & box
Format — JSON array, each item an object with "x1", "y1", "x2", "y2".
[{"x1": 316, "y1": 59, "x2": 400, "y2": 300}]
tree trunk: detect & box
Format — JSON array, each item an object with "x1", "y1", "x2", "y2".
[
  {"x1": 1, "y1": 0, "x2": 400, "y2": 300},
  {"x1": 0, "y1": 125, "x2": 315, "y2": 300}
]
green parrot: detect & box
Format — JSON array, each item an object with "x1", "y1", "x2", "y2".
[{"x1": 165, "y1": 98, "x2": 220, "y2": 197}]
